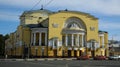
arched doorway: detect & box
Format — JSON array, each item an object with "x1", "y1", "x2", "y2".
[{"x1": 62, "y1": 17, "x2": 87, "y2": 58}]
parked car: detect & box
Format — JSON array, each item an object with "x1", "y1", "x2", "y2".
[
  {"x1": 94, "y1": 55, "x2": 106, "y2": 60},
  {"x1": 108, "y1": 55, "x2": 120, "y2": 60},
  {"x1": 77, "y1": 55, "x2": 89, "y2": 60}
]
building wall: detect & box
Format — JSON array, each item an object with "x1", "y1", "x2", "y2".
[
  {"x1": 104, "y1": 33, "x2": 109, "y2": 56},
  {"x1": 96, "y1": 32, "x2": 109, "y2": 56},
  {"x1": 22, "y1": 27, "x2": 31, "y2": 46},
  {"x1": 5, "y1": 10, "x2": 109, "y2": 58},
  {"x1": 20, "y1": 11, "x2": 49, "y2": 25},
  {"x1": 16, "y1": 26, "x2": 31, "y2": 46},
  {"x1": 48, "y1": 12, "x2": 99, "y2": 42},
  {"x1": 30, "y1": 46, "x2": 47, "y2": 57}
]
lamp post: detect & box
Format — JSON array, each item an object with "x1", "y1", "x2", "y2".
[{"x1": 111, "y1": 34, "x2": 117, "y2": 56}]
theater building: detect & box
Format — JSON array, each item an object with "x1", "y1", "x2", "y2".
[{"x1": 5, "y1": 9, "x2": 109, "y2": 58}]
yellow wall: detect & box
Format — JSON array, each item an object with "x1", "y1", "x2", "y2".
[
  {"x1": 20, "y1": 12, "x2": 49, "y2": 25},
  {"x1": 15, "y1": 46, "x2": 23, "y2": 56},
  {"x1": 104, "y1": 33, "x2": 109, "y2": 56},
  {"x1": 5, "y1": 10, "x2": 109, "y2": 57},
  {"x1": 49, "y1": 12, "x2": 99, "y2": 42},
  {"x1": 31, "y1": 46, "x2": 47, "y2": 56},
  {"x1": 104, "y1": 33, "x2": 108, "y2": 48},
  {"x1": 22, "y1": 27, "x2": 31, "y2": 46}
]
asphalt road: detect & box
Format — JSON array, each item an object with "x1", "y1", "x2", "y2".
[{"x1": 0, "y1": 60, "x2": 120, "y2": 67}]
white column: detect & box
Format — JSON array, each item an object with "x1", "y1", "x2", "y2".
[
  {"x1": 95, "y1": 43, "x2": 96, "y2": 50},
  {"x1": 65, "y1": 34, "x2": 68, "y2": 46},
  {"x1": 53, "y1": 39, "x2": 54, "y2": 48},
  {"x1": 33, "y1": 33, "x2": 36, "y2": 46},
  {"x1": 79, "y1": 35, "x2": 81, "y2": 47},
  {"x1": 31, "y1": 33, "x2": 33, "y2": 45},
  {"x1": 81, "y1": 34, "x2": 84, "y2": 47},
  {"x1": 45, "y1": 33, "x2": 47, "y2": 46},
  {"x1": 39, "y1": 33, "x2": 41, "y2": 46},
  {"x1": 57, "y1": 39, "x2": 59, "y2": 47},
  {"x1": 71, "y1": 34, "x2": 74, "y2": 46},
  {"x1": 102, "y1": 36, "x2": 104, "y2": 48},
  {"x1": 91, "y1": 42, "x2": 92, "y2": 50},
  {"x1": 77, "y1": 34, "x2": 79, "y2": 46},
  {"x1": 99, "y1": 36, "x2": 100, "y2": 48}
]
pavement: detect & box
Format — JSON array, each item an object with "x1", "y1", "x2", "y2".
[
  {"x1": 0, "y1": 60, "x2": 120, "y2": 67},
  {"x1": 0, "y1": 58, "x2": 76, "y2": 61}
]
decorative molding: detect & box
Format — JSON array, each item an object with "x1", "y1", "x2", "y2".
[
  {"x1": 31, "y1": 28, "x2": 48, "y2": 33},
  {"x1": 90, "y1": 27, "x2": 95, "y2": 31},
  {"x1": 52, "y1": 23, "x2": 59, "y2": 28}
]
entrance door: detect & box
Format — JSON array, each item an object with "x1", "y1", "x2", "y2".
[
  {"x1": 23, "y1": 47, "x2": 28, "y2": 58},
  {"x1": 91, "y1": 41, "x2": 95, "y2": 57},
  {"x1": 79, "y1": 50, "x2": 82, "y2": 56},
  {"x1": 54, "y1": 49, "x2": 57, "y2": 57},
  {"x1": 68, "y1": 50, "x2": 71, "y2": 57},
  {"x1": 74, "y1": 50, "x2": 77, "y2": 57},
  {"x1": 91, "y1": 50, "x2": 95, "y2": 57},
  {"x1": 62, "y1": 50, "x2": 65, "y2": 57}
]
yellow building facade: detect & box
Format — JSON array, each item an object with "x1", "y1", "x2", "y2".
[{"x1": 5, "y1": 9, "x2": 109, "y2": 58}]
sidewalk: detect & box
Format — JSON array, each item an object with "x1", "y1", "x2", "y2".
[{"x1": 0, "y1": 58, "x2": 76, "y2": 61}]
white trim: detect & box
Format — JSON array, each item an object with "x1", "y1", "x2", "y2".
[
  {"x1": 72, "y1": 34, "x2": 74, "y2": 46},
  {"x1": 39, "y1": 33, "x2": 41, "y2": 46},
  {"x1": 33, "y1": 33, "x2": 36, "y2": 45},
  {"x1": 68, "y1": 47, "x2": 72, "y2": 50},
  {"x1": 57, "y1": 39, "x2": 59, "y2": 47},
  {"x1": 52, "y1": 39, "x2": 54, "y2": 48},
  {"x1": 77, "y1": 34, "x2": 79, "y2": 46},
  {"x1": 91, "y1": 42, "x2": 92, "y2": 50},
  {"x1": 48, "y1": 40, "x2": 52, "y2": 46},
  {"x1": 31, "y1": 28, "x2": 47, "y2": 33},
  {"x1": 64, "y1": 32, "x2": 85, "y2": 35},
  {"x1": 99, "y1": 34, "x2": 104, "y2": 37},
  {"x1": 65, "y1": 34, "x2": 68, "y2": 46},
  {"x1": 81, "y1": 34, "x2": 84, "y2": 47},
  {"x1": 102, "y1": 36, "x2": 104, "y2": 48},
  {"x1": 74, "y1": 48, "x2": 78, "y2": 50},
  {"x1": 87, "y1": 43, "x2": 91, "y2": 48},
  {"x1": 45, "y1": 33, "x2": 47, "y2": 46},
  {"x1": 79, "y1": 48, "x2": 83, "y2": 50},
  {"x1": 31, "y1": 33, "x2": 33, "y2": 45},
  {"x1": 99, "y1": 36, "x2": 100, "y2": 48}
]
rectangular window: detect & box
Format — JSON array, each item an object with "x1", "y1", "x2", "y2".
[
  {"x1": 35, "y1": 33, "x2": 39, "y2": 46},
  {"x1": 62, "y1": 35, "x2": 65, "y2": 45},
  {"x1": 41, "y1": 33, "x2": 45, "y2": 46},
  {"x1": 68, "y1": 34, "x2": 72, "y2": 46}
]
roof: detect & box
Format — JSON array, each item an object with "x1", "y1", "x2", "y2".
[
  {"x1": 20, "y1": 9, "x2": 98, "y2": 20},
  {"x1": 24, "y1": 24, "x2": 47, "y2": 28},
  {"x1": 99, "y1": 30, "x2": 108, "y2": 33},
  {"x1": 23, "y1": 9, "x2": 52, "y2": 14},
  {"x1": 50, "y1": 10, "x2": 98, "y2": 20},
  {"x1": 20, "y1": 9, "x2": 53, "y2": 18}
]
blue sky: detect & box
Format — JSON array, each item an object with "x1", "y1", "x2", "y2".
[{"x1": 0, "y1": 0, "x2": 120, "y2": 41}]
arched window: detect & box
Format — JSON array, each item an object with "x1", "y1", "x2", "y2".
[
  {"x1": 67, "y1": 23, "x2": 80, "y2": 29},
  {"x1": 64, "y1": 17, "x2": 86, "y2": 30}
]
